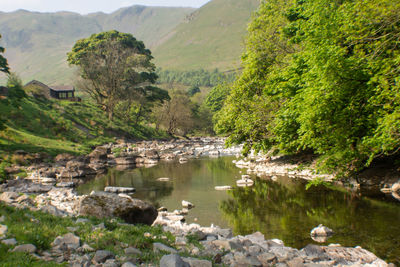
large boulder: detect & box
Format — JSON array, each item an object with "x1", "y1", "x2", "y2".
[
  {"x1": 89, "y1": 146, "x2": 110, "y2": 161},
  {"x1": 60, "y1": 159, "x2": 96, "y2": 178},
  {"x1": 78, "y1": 192, "x2": 157, "y2": 225}
]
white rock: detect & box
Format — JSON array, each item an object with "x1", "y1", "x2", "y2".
[
  {"x1": 182, "y1": 200, "x2": 194, "y2": 209},
  {"x1": 157, "y1": 177, "x2": 171, "y2": 182},
  {"x1": 311, "y1": 224, "x2": 334, "y2": 237},
  {"x1": 104, "y1": 187, "x2": 135, "y2": 194},
  {"x1": 215, "y1": 186, "x2": 232, "y2": 191}
]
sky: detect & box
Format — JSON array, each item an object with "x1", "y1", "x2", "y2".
[{"x1": 0, "y1": 0, "x2": 212, "y2": 14}]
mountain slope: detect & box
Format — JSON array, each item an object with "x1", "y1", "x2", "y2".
[
  {"x1": 153, "y1": 0, "x2": 260, "y2": 71},
  {"x1": 0, "y1": 6, "x2": 194, "y2": 84}
]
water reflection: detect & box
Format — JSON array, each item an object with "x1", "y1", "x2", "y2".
[{"x1": 220, "y1": 177, "x2": 400, "y2": 264}]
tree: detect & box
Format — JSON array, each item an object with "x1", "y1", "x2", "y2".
[
  {"x1": 187, "y1": 85, "x2": 200, "y2": 97},
  {"x1": 216, "y1": 0, "x2": 400, "y2": 174},
  {"x1": 67, "y1": 30, "x2": 167, "y2": 120},
  {"x1": 0, "y1": 34, "x2": 9, "y2": 74},
  {"x1": 153, "y1": 90, "x2": 194, "y2": 136}
]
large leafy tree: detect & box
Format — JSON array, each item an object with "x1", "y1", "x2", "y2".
[
  {"x1": 0, "y1": 34, "x2": 9, "y2": 74},
  {"x1": 216, "y1": 0, "x2": 400, "y2": 174},
  {"x1": 67, "y1": 30, "x2": 167, "y2": 120}
]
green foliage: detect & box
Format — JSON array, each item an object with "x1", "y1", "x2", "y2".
[
  {"x1": 6, "y1": 73, "x2": 26, "y2": 102},
  {"x1": 205, "y1": 82, "x2": 231, "y2": 113},
  {"x1": 0, "y1": 34, "x2": 9, "y2": 74},
  {"x1": 216, "y1": 0, "x2": 400, "y2": 174},
  {"x1": 68, "y1": 30, "x2": 168, "y2": 121},
  {"x1": 156, "y1": 68, "x2": 236, "y2": 87},
  {"x1": 188, "y1": 86, "x2": 201, "y2": 97}
]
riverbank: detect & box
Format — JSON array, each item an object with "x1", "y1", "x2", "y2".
[
  {"x1": 233, "y1": 153, "x2": 400, "y2": 202},
  {"x1": 0, "y1": 138, "x2": 397, "y2": 266}
]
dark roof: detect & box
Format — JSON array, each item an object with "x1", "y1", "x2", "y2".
[{"x1": 50, "y1": 85, "x2": 75, "y2": 92}]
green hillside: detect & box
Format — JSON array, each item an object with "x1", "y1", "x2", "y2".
[
  {"x1": 152, "y1": 0, "x2": 260, "y2": 71},
  {"x1": 0, "y1": 6, "x2": 193, "y2": 84}
]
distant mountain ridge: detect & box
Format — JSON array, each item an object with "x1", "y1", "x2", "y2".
[
  {"x1": 0, "y1": 0, "x2": 260, "y2": 84},
  {"x1": 0, "y1": 6, "x2": 194, "y2": 84}
]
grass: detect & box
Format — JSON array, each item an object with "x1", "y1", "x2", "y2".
[
  {"x1": 153, "y1": 0, "x2": 260, "y2": 71},
  {"x1": 0, "y1": 202, "x2": 178, "y2": 265},
  {"x1": 0, "y1": 95, "x2": 169, "y2": 159}
]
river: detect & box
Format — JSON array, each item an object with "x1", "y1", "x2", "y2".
[{"x1": 77, "y1": 156, "x2": 400, "y2": 264}]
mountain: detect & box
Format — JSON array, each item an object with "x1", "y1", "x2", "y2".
[
  {"x1": 0, "y1": 6, "x2": 194, "y2": 84},
  {"x1": 0, "y1": 0, "x2": 260, "y2": 84},
  {"x1": 153, "y1": 0, "x2": 260, "y2": 72}
]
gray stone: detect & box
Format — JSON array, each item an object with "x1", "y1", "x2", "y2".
[
  {"x1": 301, "y1": 244, "x2": 329, "y2": 261},
  {"x1": 2, "y1": 238, "x2": 17, "y2": 246},
  {"x1": 12, "y1": 244, "x2": 37, "y2": 253},
  {"x1": 75, "y1": 218, "x2": 90, "y2": 224},
  {"x1": 160, "y1": 254, "x2": 189, "y2": 267},
  {"x1": 103, "y1": 259, "x2": 119, "y2": 267},
  {"x1": 0, "y1": 215, "x2": 4, "y2": 222},
  {"x1": 182, "y1": 200, "x2": 194, "y2": 209},
  {"x1": 56, "y1": 182, "x2": 75, "y2": 188},
  {"x1": 153, "y1": 242, "x2": 178, "y2": 254},
  {"x1": 78, "y1": 192, "x2": 158, "y2": 225},
  {"x1": 104, "y1": 186, "x2": 136, "y2": 193},
  {"x1": 182, "y1": 257, "x2": 212, "y2": 267},
  {"x1": 93, "y1": 250, "x2": 115, "y2": 263},
  {"x1": 122, "y1": 262, "x2": 137, "y2": 267},
  {"x1": 216, "y1": 228, "x2": 233, "y2": 239},
  {"x1": 124, "y1": 247, "x2": 142, "y2": 256},
  {"x1": 40, "y1": 205, "x2": 66, "y2": 216},
  {"x1": 287, "y1": 257, "x2": 305, "y2": 267},
  {"x1": 0, "y1": 224, "x2": 8, "y2": 236},
  {"x1": 52, "y1": 233, "x2": 80, "y2": 250},
  {"x1": 257, "y1": 252, "x2": 277, "y2": 265},
  {"x1": 0, "y1": 192, "x2": 19, "y2": 203},
  {"x1": 310, "y1": 225, "x2": 334, "y2": 237}
]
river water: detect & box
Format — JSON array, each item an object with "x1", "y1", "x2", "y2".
[{"x1": 77, "y1": 156, "x2": 400, "y2": 264}]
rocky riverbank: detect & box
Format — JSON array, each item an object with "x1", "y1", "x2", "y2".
[
  {"x1": 0, "y1": 138, "x2": 396, "y2": 266},
  {"x1": 233, "y1": 153, "x2": 400, "y2": 202}
]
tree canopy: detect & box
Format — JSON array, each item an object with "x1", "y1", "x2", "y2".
[
  {"x1": 67, "y1": 30, "x2": 168, "y2": 120},
  {"x1": 215, "y1": 0, "x2": 400, "y2": 174},
  {"x1": 0, "y1": 34, "x2": 9, "y2": 74}
]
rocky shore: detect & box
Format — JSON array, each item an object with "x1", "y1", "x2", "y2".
[{"x1": 0, "y1": 138, "x2": 395, "y2": 266}]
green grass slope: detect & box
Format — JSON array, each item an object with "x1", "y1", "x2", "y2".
[
  {"x1": 152, "y1": 0, "x2": 260, "y2": 72},
  {"x1": 0, "y1": 7, "x2": 193, "y2": 84},
  {"x1": 0, "y1": 95, "x2": 167, "y2": 156}
]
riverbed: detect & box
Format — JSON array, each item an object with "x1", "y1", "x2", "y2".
[{"x1": 77, "y1": 156, "x2": 400, "y2": 264}]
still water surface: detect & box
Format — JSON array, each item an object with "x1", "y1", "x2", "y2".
[{"x1": 77, "y1": 157, "x2": 400, "y2": 264}]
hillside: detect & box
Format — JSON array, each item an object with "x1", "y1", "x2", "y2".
[
  {"x1": 0, "y1": 6, "x2": 194, "y2": 84},
  {"x1": 153, "y1": 0, "x2": 260, "y2": 71}
]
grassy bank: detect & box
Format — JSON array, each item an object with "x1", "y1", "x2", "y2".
[
  {"x1": 0, "y1": 202, "x2": 181, "y2": 266},
  {"x1": 0, "y1": 95, "x2": 168, "y2": 157}
]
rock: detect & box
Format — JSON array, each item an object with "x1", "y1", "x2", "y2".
[
  {"x1": 124, "y1": 247, "x2": 142, "y2": 256},
  {"x1": 56, "y1": 182, "x2": 75, "y2": 188},
  {"x1": 179, "y1": 157, "x2": 188, "y2": 163},
  {"x1": 89, "y1": 146, "x2": 110, "y2": 161},
  {"x1": 160, "y1": 254, "x2": 189, "y2": 267},
  {"x1": 115, "y1": 156, "x2": 138, "y2": 165},
  {"x1": 236, "y1": 178, "x2": 254, "y2": 187},
  {"x1": 55, "y1": 153, "x2": 75, "y2": 162},
  {"x1": 40, "y1": 205, "x2": 66, "y2": 217},
  {"x1": 2, "y1": 238, "x2": 17, "y2": 246},
  {"x1": 51, "y1": 233, "x2": 80, "y2": 250},
  {"x1": 80, "y1": 243, "x2": 95, "y2": 252},
  {"x1": 16, "y1": 194, "x2": 35, "y2": 205},
  {"x1": 78, "y1": 192, "x2": 158, "y2": 225},
  {"x1": 122, "y1": 263, "x2": 137, "y2": 267},
  {"x1": 0, "y1": 215, "x2": 4, "y2": 222},
  {"x1": 144, "y1": 150, "x2": 160, "y2": 160},
  {"x1": 0, "y1": 192, "x2": 20, "y2": 203},
  {"x1": 153, "y1": 242, "x2": 178, "y2": 254},
  {"x1": 182, "y1": 257, "x2": 212, "y2": 267},
  {"x1": 182, "y1": 200, "x2": 194, "y2": 209},
  {"x1": 158, "y1": 207, "x2": 168, "y2": 212},
  {"x1": 214, "y1": 186, "x2": 232, "y2": 191},
  {"x1": 75, "y1": 218, "x2": 90, "y2": 224},
  {"x1": 0, "y1": 224, "x2": 8, "y2": 236},
  {"x1": 0, "y1": 179, "x2": 52, "y2": 193},
  {"x1": 12, "y1": 244, "x2": 37, "y2": 253},
  {"x1": 310, "y1": 224, "x2": 334, "y2": 237},
  {"x1": 93, "y1": 250, "x2": 115, "y2": 264},
  {"x1": 104, "y1": 187, "x2": 136, "y2": 194},
  {"x1": 103, "y1": 259, "x2": 119, "y2": 267},
  {"x1": 301, "y1": 244, "x2": 329, "y2": 261},
  {"x1": 157, "y1": 177, "x2": 171, "y2": 182}
]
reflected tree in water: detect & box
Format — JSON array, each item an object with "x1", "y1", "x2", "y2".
[{"x1": 220, "y1": 179, "x2": 400, "y2": 264}]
